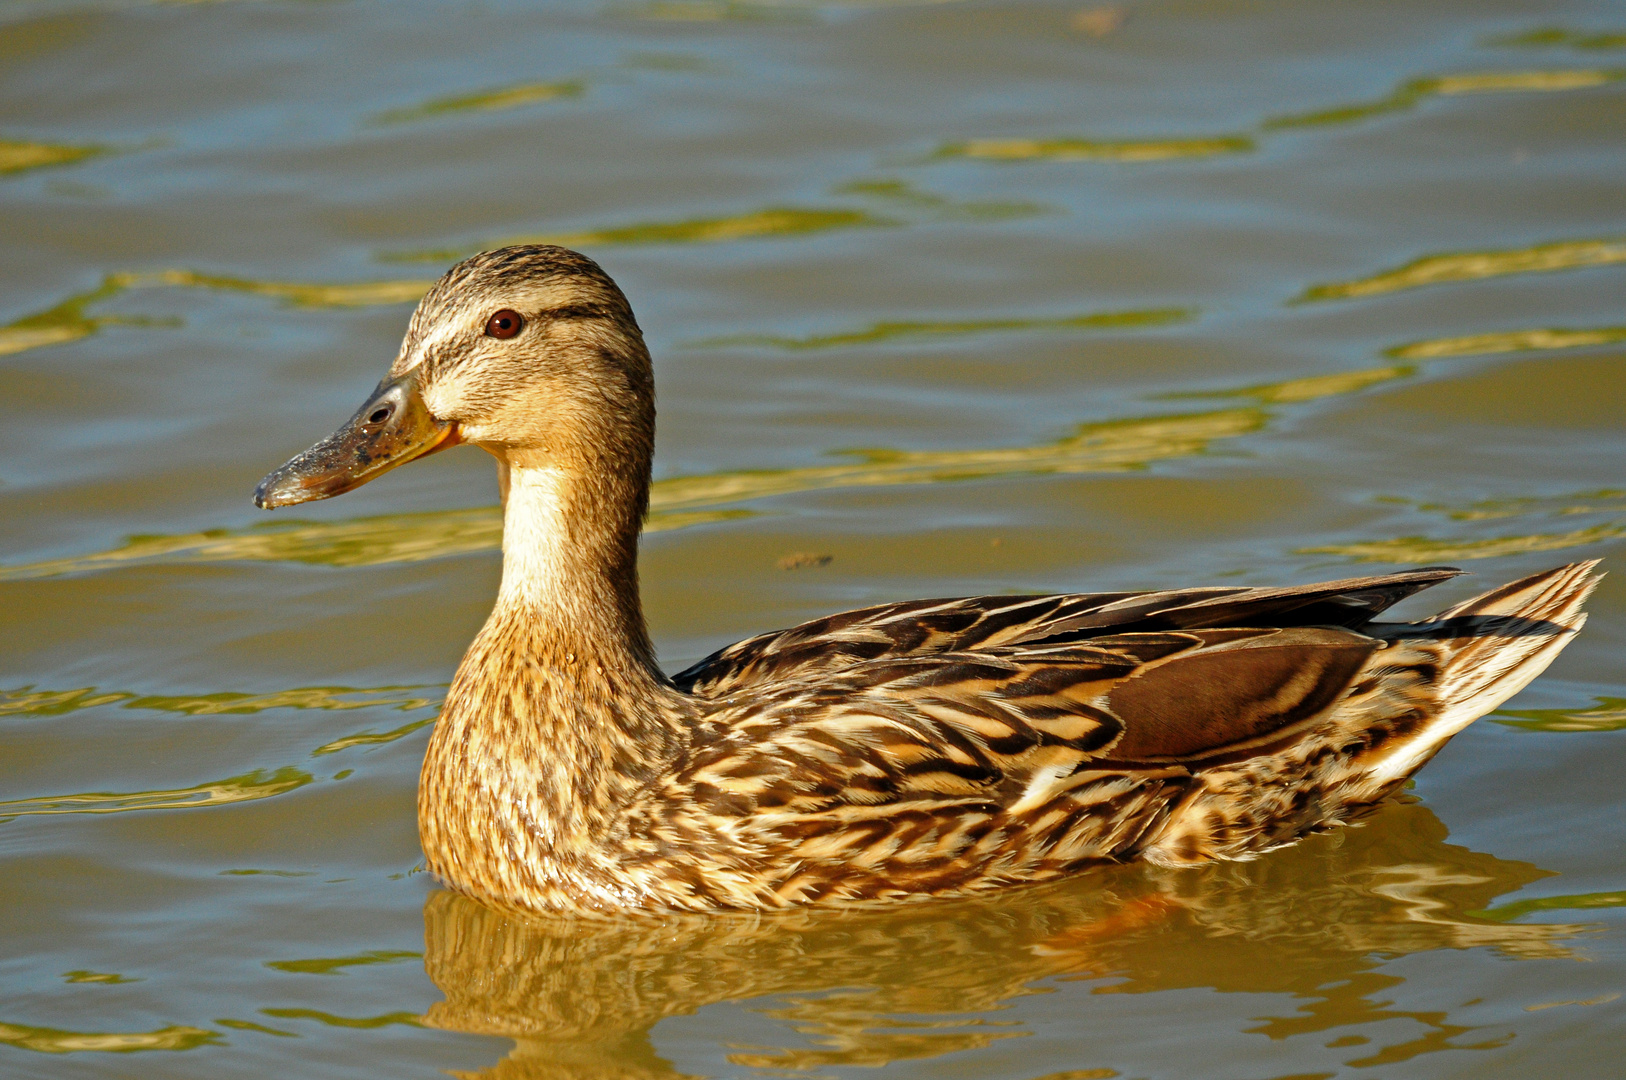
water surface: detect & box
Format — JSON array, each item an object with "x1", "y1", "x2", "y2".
[{"x1": 2, "y1": 0, "x2": 1624, "y2": 1077}]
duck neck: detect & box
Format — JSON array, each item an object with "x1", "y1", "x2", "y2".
[
  {"x1": 492, "y1": 458, "x2": 659, "y2": 673},
  {"x1": 422, "y1": 456, "x2": 689, "y2": 897}
]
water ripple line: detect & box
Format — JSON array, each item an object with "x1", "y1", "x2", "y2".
[
  {"x1": 0, "y1": 767, "x2": 312, "y2": 820},
  {"x1": 1300, "y1": 522, "x2": 1625, "y2": 564},
  {"x1": 383, "y1": 207, "x2": 893, "y2": 264},
  {"x1": 1496, "y1": 697, "x2": 1626, "y2": 733},
  {"x1": 265, "y1": 950, "x2": 422, "y2": 976},
  {"x1": 370, "y1": 80, "x2": 584, "y2": 125},
  {"x1": 0, "y1": 684, "x2": 441, "y2": 718},
  {"x1": 258, "y1": 1008, "x2": 423, "y2": 1030},
  {"x1": 1296, "y1": 238, "x2": 1626, "y2": 303},
  {"x1": 930, "y1": 64, "x2": 1621, "y2": 173},
  {"x1": 0, "y1": 139, "x2": 106, "y2": 176},
  {"x1": 0, "y1": 270, "x2": 432, "y2": 360},
  {"x1": 690, "y1": 306, "x2": 1192, "y2": 350},
  {"x1": 1387, "y1": 325, "x2": 1626, "y2": 360},
  {"x1": 0, "y1": 1021, "x2": 220, "y2": 1054},
  {"x1": 933, "y1": 135, "x2": 1253, "y2": 163},
  {"x1": 1471, "y1": 889, "x2": 1626, "y2": 922},
  {"x1": 1486, "y1": 27, "x2": 1626, "y2": 50},
  {"x1": 1264, "y1": 68, "x2": 1624, "y2": 130}
]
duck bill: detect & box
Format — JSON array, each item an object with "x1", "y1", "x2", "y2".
[{"x1": 254, "y1": 372, "x2": 460, "y2": 509}]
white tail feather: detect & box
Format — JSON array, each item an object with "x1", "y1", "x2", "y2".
[{"x1": 1365, "y1": 561, "x2": 1602, "y2": 783}]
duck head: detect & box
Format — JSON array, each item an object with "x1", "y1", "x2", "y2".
[{"x1": 254, "y1": 245, "x2": 654, "y2": 510}]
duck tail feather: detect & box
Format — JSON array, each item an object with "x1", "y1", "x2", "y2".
[{"x1": 1365, "y1": 560, "x2": 1603, "y2": 783}]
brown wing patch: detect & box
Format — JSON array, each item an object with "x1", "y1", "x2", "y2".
[{"x1": 1106, "y1": 628, "x2": 1379, "y2": 761}]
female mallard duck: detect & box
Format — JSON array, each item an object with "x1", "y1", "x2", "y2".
[{"x1": 255, "y1": 245, "x2": 1600, "y2": 917}]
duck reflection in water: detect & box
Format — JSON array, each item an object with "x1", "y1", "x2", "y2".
[{"x1": 419, "y1": 801, "x2": 1583, "y2": 1080}]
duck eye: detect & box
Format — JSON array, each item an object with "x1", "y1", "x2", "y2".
[{"x1": 485, "y1": 309, "x2": 524, "y2": 339}]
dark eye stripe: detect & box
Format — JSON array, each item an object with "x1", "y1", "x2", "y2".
[{"x1": 544, "y1": 304, "x2": 613, "y2": 321}]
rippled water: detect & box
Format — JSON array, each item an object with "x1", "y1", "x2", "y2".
[{"x1": 3, "y1": 0, "x2": 1624, "y2": 1076}]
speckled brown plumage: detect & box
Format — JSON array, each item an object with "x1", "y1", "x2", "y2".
[{"x1": 256, "y1": 245, "x2": 1602, "y2": 917}]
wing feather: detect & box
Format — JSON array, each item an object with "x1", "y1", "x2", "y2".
[
  {"x1": 650, "y1": 624, "x2": 1391, "y2": 895},
  {"x1": 673, "y1": 568, "x2": 1461, "y2": 696}
]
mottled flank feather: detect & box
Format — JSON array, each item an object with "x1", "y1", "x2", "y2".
[
  {"x1": 272, "y1": 245, "x2": 1601, "y2": 917},
  {"x1": 604, "y1": 563, "x2": 1595, "y2": 910}
]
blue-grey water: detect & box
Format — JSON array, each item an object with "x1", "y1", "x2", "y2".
[{"x1": 2, "y1": 1, "x2": 1624, "y2": 1077}]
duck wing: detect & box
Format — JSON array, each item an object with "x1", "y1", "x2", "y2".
[
  {"x1": 672, "y1": 567, "x2": 1460, "y2": 697},
  {"x1": 645, "y1": 624, "x2": 1386, "y2": 907}
]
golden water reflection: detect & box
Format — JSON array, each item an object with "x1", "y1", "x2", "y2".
[
  {"x1": 0, "y1": 679, "x2": 453, "y2": 823},
  {"x1": 420, "y1": 803, "x2": 1584, "y2": 1080},
  {"x1": 0, "y1": 1021, "x2": 219, "y2": 1054},
  {"x1": 1389, "y1": 325, "x2": 1626, "y2": 360},
  {"x1": 0, "y1": 270, "x2": 432, "y2": 360},
  {"x1": 0, "y1": 508, "x2": 751, "y2": 579},
  {"x1": 1315, "y1": 485, "x2": 1626, "y2": 567},
  {"x1": 831, "y1": 176, "x2": 1042, "y2": 220},
  {"x1": 145, "y1": 270, "x2": 434, "y2": 308},
  {"x1": 0, "y1": 682, "x2": 446, "y2": 820},
  {"x1": 62, "y1": 971, "x2": 141, "y2": 985},
  {"x1": 258, "y1": 1008, "x2": 422, "y2": 1031},
  {"x1": 0, "y1": 766, "x2": 312, "y2": 819},
  {"x1": 1301, "y1": 522, "x2": 1625, "y2": 564},
  {"x1": 1474, "y1": 890, "x2": 1626, "y2": 922},
  {"x1": 0, "y1": 275, "x2": 164, "y2": 358},
  {"x1": 1497, "y1": 697, "x2": 1626, "y2": 733},
  {"x1": 264, "y1": 950, "x2": 421, "y2": 976},
  {"x1": 0, "y1": 683, "x2": 438, "y2": 717},
  {"x1": 1487, "y1": 28, "x2": 1626, "y2": 50},
  {"x1": 1265, "y1": 69, "x2": 1623, "y2": 130},
  {"x1": 938, "y1": 65, "x2": 1624, "y2": 165},
  {"x1": 935, "y1": 136, "x2": 1253, "y2": 163},
  {"x1": 1296, "y1": 238, "x2": 1626, "y2": 302},
  {"x1": 0, "y1": 139, "x2": 105, "y2": 175},
  {"x1": 385, "y1": 208, "x2": 890, "y2": 264},
  {"x1": 1164, "y1": 363, "x2": 1412, "y2": 404},
  {"x1": 372, "y1": 81, "x2": 585, "y2": 125},
  {"x1": 387, "y1": 178, "x2": 1048, "y2": 262},
  {"x1": 626, "y1": 0, "x2": 812, "y2": 22},
  {"x1": 1431, "y1": 70, "x2": 1624, "y2": 93},
  {"x1": 385, "y1": 177, "x2": 1053, "y2": 263},
  {"x1": 625, "y1": 0, "x2": 962, "y2": 20},
  {"x1": 692, "y1": 306, "x2": 1191, "y2": 350},
  {"x1": 1403, "y1": 488, "x2": 1626, "y2": 523}
]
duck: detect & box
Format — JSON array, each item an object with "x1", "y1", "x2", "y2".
[{"x1": 254, "y1": 244, "x2": 1600, "y2": 917}]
